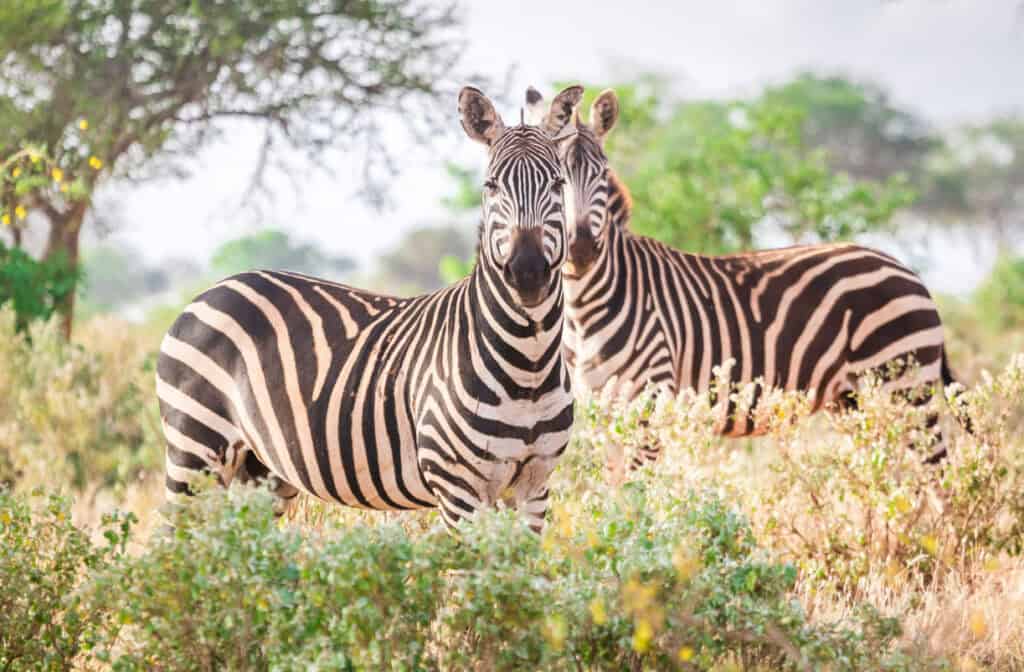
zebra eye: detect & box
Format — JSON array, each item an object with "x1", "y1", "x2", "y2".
[
  {"x1": 551, "y1": 177, "x2": 565, "y2": 193},
  {"x1": 483, "y1": 178, "x2": 498, "y2": 194}
]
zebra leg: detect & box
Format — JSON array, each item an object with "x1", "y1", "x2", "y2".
[
  {"x1": 160, "y1": 415, "x2": 244, "y2": 505},
  {"x1": 235, "y1": 450, "x2": 301, "y2": 517}
]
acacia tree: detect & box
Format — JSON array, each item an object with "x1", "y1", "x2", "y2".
[{"x1": 0, "y1": 0, "x2": 466, "y2": 335}]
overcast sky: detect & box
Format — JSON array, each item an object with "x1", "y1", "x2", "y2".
[{"x1": 104, "y1": 0, "x2": 1024, "y2": 294}]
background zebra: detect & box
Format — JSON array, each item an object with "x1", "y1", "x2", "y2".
[
  {"x1": 156, "y1": 85, "x2": 584, "y2": 532},
  {"x1": 527, "y1": 87, "x2": 967, "y2": 466}
]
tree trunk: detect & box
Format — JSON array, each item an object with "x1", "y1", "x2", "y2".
[{"x1": 43, "y1": 203, "x2": 86, "y2": 339}]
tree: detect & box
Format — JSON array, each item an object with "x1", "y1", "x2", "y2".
[
  {"x1": 374, "y1": 225, "x2": 474, "y2": 294},
  {"x1": 761, "y1": 73, "x2": 936, "y2": 185},
  {"x1": 209, "y1": 229, "x2": 356, "y2": 279},
  {"x1": 0, "y1": 0, "x2": 466, "y2": 335},
  {"x1": 920, "y1": 118, "x2": 1024, "y2": 245}
]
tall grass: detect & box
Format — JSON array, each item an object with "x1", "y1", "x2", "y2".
[{"x1": 1, "y1": 305, "x2": 1022, "y2": 669}]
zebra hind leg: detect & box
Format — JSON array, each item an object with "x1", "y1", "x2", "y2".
[{"x1": 235, "y1": 451, "x2": 301, "y2": 517}]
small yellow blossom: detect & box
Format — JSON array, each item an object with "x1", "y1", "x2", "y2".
[
  {"x1": 543, "y1": 614, "x2": 567, "y2": 651},
  {"x1": 673, "y1": 546, "x2": 702, "y2": 581},
  {"x1": 29, "y1": 151, "x2": 40, "y2": 164},
  {"x1": 632, "y1": 618, "x2": 653, "y2": 653},
  {"x1": 969, "y1": 610, "x2": 988, "y2": 639},
  {"x1": 14, "y1": 205, "x2": 27, "y2": 220},
  {"x1": 1, "y1": 213, "x2": 9, "y2": 226},
  {"x1": 588, "y1": 597, "x2": 607, "y2": 625},
  {"x1": 11, "y1": 167, "x2": 21, "y2": 178},
  {"x1": 920, "y1": 534, "x2": 938, "y2": 556},
  {"x1": 89, "y1": 156, "x2": 103, "y2": 170},
  {"x1": 79, "y1": 119, "x2": 89, "y2": 130},
  {"x1": 892, "y1": 494, "x2": 912, "y2": 514},
  {"x1": 51, "y1": 167, "x2": 63, "y2": 183},
  {"x1": 678, "y1": 646, "x2": 695, "y2": 662}
]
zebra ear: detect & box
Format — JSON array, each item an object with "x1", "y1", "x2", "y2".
[
  {"x1": 540, "y1": 85, "x2": 584, "y2": 138},
  {"x1": 458, "y1": 86, "x2": 506, "y2": 146},
  {"x1": 590, "y1": 89, "x2": 619, "y2": 142},
  {"x1": 524, "y1": 86, "x2": 546, "y2": 125}
]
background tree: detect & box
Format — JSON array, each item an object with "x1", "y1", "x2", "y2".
[
  {"x1": 0, "y1": 0, "x2": 467, "y2": 335},
  {"x1": 374, "y1": 225, "x2": 475, "y2": 294},
  {"x1": 209, "y1": 229, "x2": 356, "y2": 279},
  {"x1": 442, "y1": 75, "x2": 915, "y2": 261},
  {"x1": 581, "y1": 77, "x2": 915, "y2": 254}
]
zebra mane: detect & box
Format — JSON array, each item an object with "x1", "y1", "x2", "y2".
[{"x1": 607, "y1": 168, "x2": 633, "y2": 230}]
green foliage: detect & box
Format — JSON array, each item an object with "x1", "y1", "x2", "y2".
[
  {"x1": 0, "y1": 242, "x2": 78, "y2": 328},
  {"x1": 209, "y1": 229, "x2": 356, "y2": 279},
  {"x1": 0, "y1": 482, "x2": 915, "y2": 671},
  {"x1": 0, "y1": 489, "x2": 133, "y2": 672},
  {"x1": 0, "y1": 306, "x2": 162, "y2": 491},
  {"x1": 572, "y1": 76, "x2": 915, "y2": 254},
  {"x1": 0, "y1": 0, "x2": 468, "y2": 328},
  {"x1": 975, "y1": 255, "x2": 1024, "y2": 332},
  {"x1": 439, "y1": 253, "x2": 475, "y2": 284}
]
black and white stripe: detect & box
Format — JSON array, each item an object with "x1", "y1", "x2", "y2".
[
  {"x1": 529, "y1": 87, "x2": 966, "y2": 466},
  {"x1": 157, "y1": 86, "x2": 584, "y2": 531}
]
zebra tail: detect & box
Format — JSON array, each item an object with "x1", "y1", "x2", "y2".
[{"x1": 941, "y1": 348, "x2": 974, "y2": 435}]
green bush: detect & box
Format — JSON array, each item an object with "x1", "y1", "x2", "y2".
[
  {"x1": 0, "y1": 489, "x2": 133, "y2": 671},
  {"x1": 63, "y1": 482, "x2": 917, "y2": 671},
  {"x1": 975, "y1": 255, "x2": 1024, "y2": 332},
  {"x1": 0, "y1": 242, "x2": 78, "y2": 329},
  {"x1": 0, "y1": 306, "x2": 162, "y2": 491}
]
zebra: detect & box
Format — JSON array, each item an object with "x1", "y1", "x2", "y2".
[
  {"x1": 156, "y1": 85, "x2": 585, "y2": 532},
  {"x1": 526, "y1": 86, "x2": 968, "y2": 467}
]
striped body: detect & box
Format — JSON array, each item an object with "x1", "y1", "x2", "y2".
[
  {"x1": 157, "y1": 86, "x2": 586, "y2": 531},
  {"x1": 159, "y1": 266, "x2": 572, "y2": 528},
  {"x1": 526, "y1": 85, "x2": 962, "y2": 465},
  {"x1": 565, "y1": 188, "x2": 948, "y2": 438}
]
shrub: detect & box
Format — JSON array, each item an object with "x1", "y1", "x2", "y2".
[
  {"x1": 0, "y1": 306, "x2": 162, "y2": 492},
  {"x1": 0, "y1": 242, "x2": 78, "y2": 329},
  {"x1": 0, "y1": 489, "x2": 133, "y2": 671},
  {"x1": 77, "y1": 482, "x2": 922, "y2": 671}
]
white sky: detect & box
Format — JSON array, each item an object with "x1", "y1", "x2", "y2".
[{"x1": 102, "y1": 0, "x2": 1024, "y2": 294}]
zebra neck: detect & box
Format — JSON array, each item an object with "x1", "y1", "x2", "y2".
[{"x1": 469, "y1": 260, "x2": 566, "y2": 375}]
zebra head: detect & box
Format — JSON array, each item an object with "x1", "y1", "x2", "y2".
[
  {"x1": 526, "y1": 87, "x2": 619, "y2": 278},
  {"x1": 459, "y1": 85, "x2": 584, "y2": 308}
]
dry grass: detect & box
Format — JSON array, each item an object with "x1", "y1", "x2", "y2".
[{"x1": 6, "y1": 304, "x2": 1024, "y2": 669}]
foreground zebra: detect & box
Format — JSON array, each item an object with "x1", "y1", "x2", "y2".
[
  {"x1": 156, "y1": 85, "x2": 584, "y2": 531},
  {"x1": 527, "y1": 87, "x2": 966, "y2": 466}
]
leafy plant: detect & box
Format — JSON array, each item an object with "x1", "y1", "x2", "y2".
[{"x1": 0, "y1": 489, "x2": 133, "y2": 671}]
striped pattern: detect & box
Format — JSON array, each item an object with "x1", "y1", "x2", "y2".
[
  {"x1": 538, "y1": 88, "x2": 962, "y2": 466},
  {"x1": 156, "y1": 87, "x2": 581, "y2": 532}
]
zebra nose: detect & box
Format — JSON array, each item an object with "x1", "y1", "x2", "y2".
[
  {"x1": 504, "y1": 241, "x2": 549, "y2": 300},
  {"x1": 570, "y1": 223, "x2": 598, "y2": 268}
]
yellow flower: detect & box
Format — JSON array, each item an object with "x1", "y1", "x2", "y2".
[
  {"x1": 11, "y1": 167, "x2": 21, "y2": 178},
  {"x1": 673, "y1": 546, "x2": 702, "y2": 581},
  {"x1": 1, "y1": 213, "x2": 9, "y2": 226},
  {"x1": 969, "y1": 610, "x2": 988, "y2": 639},
  {"x1": 920, "y1": 534, "x2": 938, "y2": 556},
  {"x1": 543, "y1": 614, "x2": 567, "y2": 651},
  {"x1": 892, "y1": 494, "x2": 912, "y2": 514},
  {"x1": 29, "y1": 151, "x2": 40, "y2": 164},
  {"x1": 89, "y1": 156, "x2": 103, "y2": 170},
  {"x1": 79, "y1": 119, "x2": 89, "y2": 130},
  {"x1": 51, "y1": 167, "x2": 64, "y2": 183},
  {"x1": 678, "y1": 646, "x2": 695, "y2": 662},
  {"x1": 589, "y1": 597, "x2": 607, "y2": 625},
  {"x1": 14, "y1": 205, "x2": 27, "y2": 220},
  {"x1": 632, "y1": 618, "x2": 653, "y2": 653}
]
